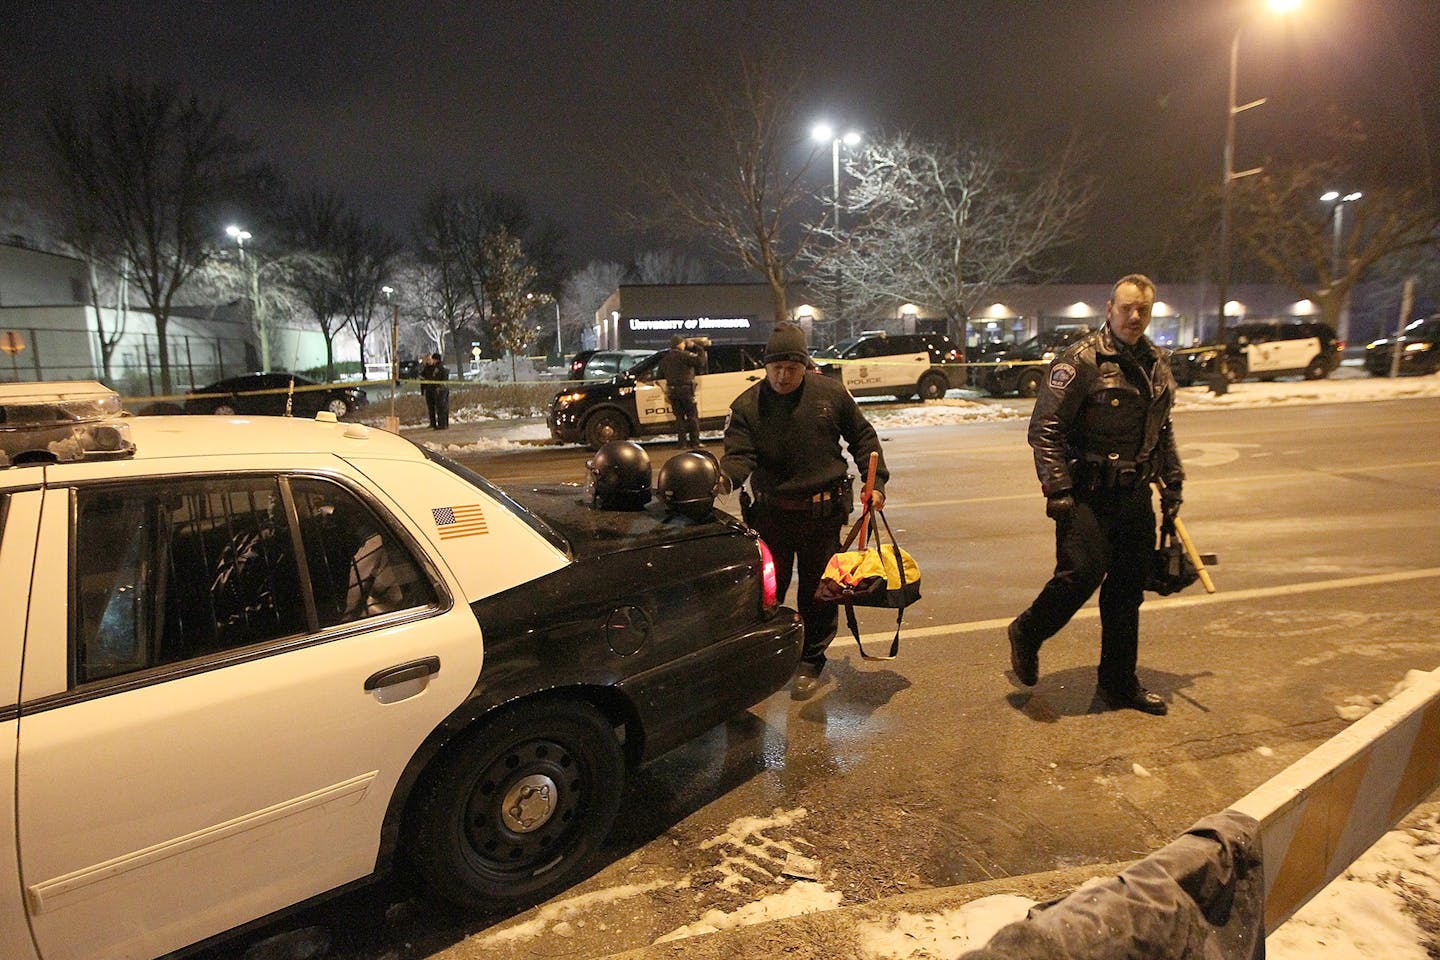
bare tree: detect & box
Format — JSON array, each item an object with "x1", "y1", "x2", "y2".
[
  {"x1": 283, "y1": 188, "x2": 348, "y2": 380},
  {"x1": 189, "y1": 245, "x2": 322, "y2": 372},
  {"x1": 1233, "y1": 162, "x2": 1439, "y2": 336},
  {"x1": 334, "y1": 214, "x2": 400, "y2": 379},
  {"x1": 43, "y1": 78, "x2": 256, "y2": 394},
  {"x1": 415, "y1": 185, "x2": 567, "y2": 371},
  {"x1": 562, "y1": 260, "x2": 626, "y2": 352},
  {"x1": 629, "y1": 249, "x2": 711, "y2": 284},
  {"x1": 814, "y1": 132, "x2": 1094, "y2": 337},
  {"x1": 634, "y1": 51, "x2": 825, "y2": 325}
]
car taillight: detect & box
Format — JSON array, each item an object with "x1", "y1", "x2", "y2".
[
  {"x1": 756, "y1": 537, "x2": 778, "y2": 610},
  {"x1": 1336, "y1": 339, "x2": 1346, "y2": 352}
]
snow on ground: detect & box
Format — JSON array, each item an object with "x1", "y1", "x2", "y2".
[
  {"x1": 405, "y1": 368, "x2": 1440, "y2": 457},
  {"x1": 432, "y1": 370, "x2": 1440, "y2": 957}
]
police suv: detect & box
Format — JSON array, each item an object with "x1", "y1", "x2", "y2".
[
  {"x1": 812, "y1": 331, "x2": 967, "y2": 401},
  {"x1": 549, "y1": 343, "x2": 770, "y2": 448},
  {"x1": 1175, "y1": 320, "x2": 1342, "y2": 385},
  {"x1": 0, "y1": 382, "x2": 800, "y2": 960}
]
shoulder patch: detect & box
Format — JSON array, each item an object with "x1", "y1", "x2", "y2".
[{"x1": 1049, "y1": 362, "x2": 1078, "y2": 389}]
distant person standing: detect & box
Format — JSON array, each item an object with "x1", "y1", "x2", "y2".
[
  {"x1": 1006, "y1": 274, "x2": 1184, "y2": 715},
  {"x1": 420, "y1": 352, "x2": 450, "y2": 431},
  {"x1": 720, "y1": 323, "x2": 888, "y2": 699},
  {"x1": 656, "y1": 334, "x2": 708, "y2": 448}
]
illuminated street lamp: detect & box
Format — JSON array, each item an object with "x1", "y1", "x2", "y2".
[
  {"x1": 225, "y1": 223, "x2": 251, "y2": 262},
  {"x1": 225, "y1": 224, "x2": 263, "y2": 369},
  {"x1": 1217, "y1": 0, "x2": 1301, "y2": 377},
  {"x1": 1321, "y1": 190, "x2": 1362, "y2": 340},
  {"x1": 810, "y1": 123, "x2": 862, "y2": 232},
  {"x1": 811, "y1": 123, "x2": 862, "y2": 335}
]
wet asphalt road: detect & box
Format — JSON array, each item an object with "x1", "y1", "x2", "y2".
[{"x1": 207, "y1": 394, "x2": 1440, "y2": 960}]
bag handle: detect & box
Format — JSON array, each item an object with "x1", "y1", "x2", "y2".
[{"x1": 842, "y1": 504, "x2": 906, "y2": 662}]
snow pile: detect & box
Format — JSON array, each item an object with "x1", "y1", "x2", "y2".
[{"x1": 854, "y1": 894, "x2": 1035, "y2": 958}]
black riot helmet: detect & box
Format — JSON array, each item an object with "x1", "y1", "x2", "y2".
[
  {"x1": 657, "y1": 449, "x2": 721, "y2": 520},
  {"x1": 587, "y1": 440, "x2": 652, "y2": 510}
]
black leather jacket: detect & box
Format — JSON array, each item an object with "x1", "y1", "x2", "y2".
[{"x1": 1028, "y1": 326, "x2": 1183, "y2": 496}]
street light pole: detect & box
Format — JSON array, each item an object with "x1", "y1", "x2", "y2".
[
  {"x1": 811, "y1": 123, "x2": 862, "y2": 337},
  {"x1": 225, "y1": 224, "x2": 261, "y2": 371},
  {"x1": 382, "y1": 285, "x2": 399, "y2": 433},
  {"x1": 554, "y1": 300, "x2": 563, "y2": 360},
  {"x1": 1216, "y1": 1, "x2": 1301, "y2": 388},
  {"x1": 1217, "y1": 28, "x2": 1266, "y2": 355},
  {"x1": 1321, "y1": 190, "x2": 1362, "y2": 341}
]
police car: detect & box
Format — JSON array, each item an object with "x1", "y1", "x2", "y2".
[
  {"x1": 811, "y1": 331, "x2": 967, "y2": 400},
  {"x1": 0, "y1": 382, "x2": 801, "y2": 960},
  {"x1": 548, "y1": 343, "x2": 770, "y2": 449}
]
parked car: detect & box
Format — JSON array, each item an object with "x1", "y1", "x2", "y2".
[
  {"x1": 1364, "y1": 314, "x2": 1440, "y2": 377},
  {"x1": 550, "y1": 342, "x2": 771, "y2": 448},
  {"x1": 970, "y1": 327, "x2": 1094, "y2": 397},
  {"x1": 183, "y1": 372, "x2": 369, "y2": 418},
  {"x1": 567, "y1": 349, "x2": 656, "y2": 381},
  {"x1": 0, "y1": 381, "x2": 800, "y2": 960},
  {"x1": 811, "y1": 331, "x2": 967, "y2": 400},
  {"x1": 1175, "y1": 320, "x2": 1342, "y2": 385}
]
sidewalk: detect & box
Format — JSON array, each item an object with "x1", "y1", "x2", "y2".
[{"x1": 599, "y1": 859, "x2": 1132, "y2": 960}]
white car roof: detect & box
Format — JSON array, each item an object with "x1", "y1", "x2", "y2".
[{"x1": 117, "y1": 414, "x2": 422, "y2": 463}]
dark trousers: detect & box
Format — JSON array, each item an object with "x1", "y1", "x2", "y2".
[
  {"x1": 668, "y1": 386, "x2": 699, "y2": 447},
  {"x1": 1013, "y1": 486, "x2": 1155, "y2": 692},
  {"x1": 425, "y1": 390, "x2": 450, "y2": 430},
  {"x1": 750, "y1": 506, "x2": 845, "y2": 667}
]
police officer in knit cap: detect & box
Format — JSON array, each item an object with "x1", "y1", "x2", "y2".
[{"x1": 719, "y1": 323, "x2": 888, "y2": 699}]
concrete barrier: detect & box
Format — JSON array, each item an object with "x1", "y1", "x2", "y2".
[{"x1": 1230, "y1": 665, "x2": 1440, "y2": 932}]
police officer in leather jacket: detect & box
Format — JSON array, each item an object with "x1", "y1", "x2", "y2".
[
  {"x1": 1007, "y1": 274, "x2": 1184, "y2": 715},
  {"x1": 656, "y1": 335, "x2": 708, "y2": 448}
]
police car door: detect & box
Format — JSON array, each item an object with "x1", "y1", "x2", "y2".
[
  {"x1": 633, "y1": 360, "x2": 671, "y2": 431},
  {"x1": 1245, "y1": 328, "x2": 1285, "y2": 374},
  {"x1": 16, "y1": 463, "x2": 482, "y2": 960},
  {"x1": 697, "y1": 345, "x2": 765, "y2": 422}
]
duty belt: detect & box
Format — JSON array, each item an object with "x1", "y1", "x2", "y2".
[
  {"x1": 753, "y1": 489, "x2": 839, "y2": 511},
  {"x1": 1078, "y1": 451, "x2": 1151, "y2": 491}
]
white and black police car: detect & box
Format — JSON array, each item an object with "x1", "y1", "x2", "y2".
[
  {"x1": 548, "y1": 343, "x2": 771, "y2": 449},
  {"x1": 811, "y1": 331, "x2": 968, "y2": 401},
  {"x1": 0, "y1": 381, "x2": 800, "y2": 960}
]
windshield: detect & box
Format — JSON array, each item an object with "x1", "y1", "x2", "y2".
[
  {"x1": 814, "y1": 336, "x2": 863, "y2": 360},
  {"x1": 1404, "y1": 318, "x2": 1440, "y2": 337}
]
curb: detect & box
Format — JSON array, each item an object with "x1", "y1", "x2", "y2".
[{"x1": 598, "y1": 859, "x2": 1133, "y2": 960}]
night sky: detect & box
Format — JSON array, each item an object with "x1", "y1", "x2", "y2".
[{"x1": 4, "y1": 0, "x2": 1438, "y2": 281}]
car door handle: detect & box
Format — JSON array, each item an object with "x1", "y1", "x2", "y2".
[
  {"x1": 747, "y1": 374, "x2": 762, "y2": 381},
  {"x1": 365, "y1": 656, "x2": 441, "y2": 692}
]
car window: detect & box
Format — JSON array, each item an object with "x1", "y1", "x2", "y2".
[
  {"x1": 290, "y1": 477, "x2": 436, "y2": 626},
  {"x1": 73, "y1": 477, "x2": 306, "y2": 684},
  {"x1": 71, "y1": 475, "x2": 436, "y2": 686}
]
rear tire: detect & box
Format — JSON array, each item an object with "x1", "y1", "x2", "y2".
[
  {"x1": 1016, "y1": 369, "x2": 1043, "y2": 398},
  {"x1": 213, "y1": 402, "x2": 237, "y2": 416},
  {"x1": 404, "y1": 700, "x2": 625, "y2": 910},
  {"x1": 583, "y1": 409, "x2": 632, "y2": 449},
  {"x1": 1302, "y1": 356, "x2": 1327, "y2": 380},
  {"x1": 917, "y1": 372, "x2": 948, "y2": 401}
]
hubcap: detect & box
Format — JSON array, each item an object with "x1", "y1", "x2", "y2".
[{"x1": 501, "y1": 774, "x2": 558, "y2": 833}]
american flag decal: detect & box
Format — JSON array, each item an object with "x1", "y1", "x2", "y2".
[{"x1": 431, "y1": 504, "x2": 489, "y2": 540}]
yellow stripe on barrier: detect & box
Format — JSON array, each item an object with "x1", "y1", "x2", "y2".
[{"x1": 1229, "y1": 665, "x2": 1440, "y2": 932}]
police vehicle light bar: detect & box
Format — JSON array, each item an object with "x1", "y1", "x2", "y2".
[{"x1": 0, "y1": 381, "x2": 135, "y2": 468}]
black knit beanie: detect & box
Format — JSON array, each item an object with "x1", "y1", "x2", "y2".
[{"x1": 764, "y1": 323, "x2": 809, "y2": 364}]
